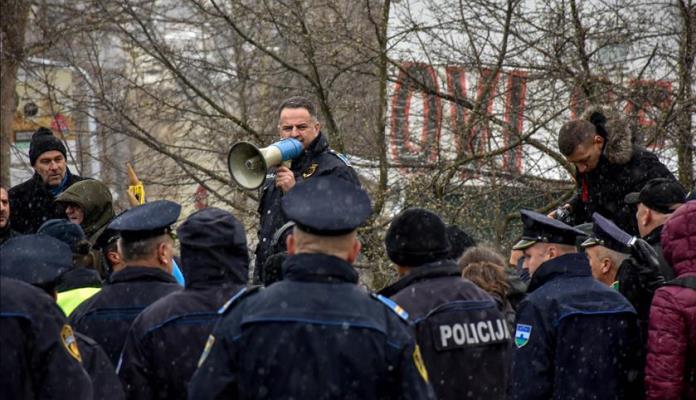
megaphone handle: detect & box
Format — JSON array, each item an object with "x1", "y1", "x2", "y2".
[{"x1": 282, "y1": 160, "x2": 292, "y2": 168}]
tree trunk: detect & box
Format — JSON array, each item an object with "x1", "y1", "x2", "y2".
[
  {"x1": 676, "y1": 1, "x2": 695, "y2": 189},
  {"x1": 0, "y1": 0, "x2": 30, "y2": 186}
]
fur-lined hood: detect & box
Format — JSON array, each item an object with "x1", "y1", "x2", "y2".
[{"x1": 580, "y1": 105, "x2": 634, "y2": 165}]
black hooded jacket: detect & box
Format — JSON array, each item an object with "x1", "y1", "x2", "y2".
[
  {"x1": 568, "y1": 106, "x2": 676, "y2": 235},
  {"x1": 117, "y1": 208, "x2": 249, "y2": 400}
]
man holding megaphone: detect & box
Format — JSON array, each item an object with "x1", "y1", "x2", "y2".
[{"x1": 253, "y1": 96, "x2": 360, "y2": 283}]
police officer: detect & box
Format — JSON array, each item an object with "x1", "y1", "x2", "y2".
[
  {"x1": 118, "y1": 208, "x2": 250, "y2": 400},
  {"x1": 1, "y1": 234, "x2": 124, "y2": 400},
  {"x1": 379, "y1": 208, "x2": 510, "y2": 400},
  {"x1": 0, "y1": 278, "x2": 93, "y2": 399},
  {"x1": 189, "y1": 176, "x2": 434, "y2": 399},
  {"x1": 70, "y1": 200, "x2": 183, "y2": 364},
  {"x1": 581, "y1": 213, "x2": 633, "y2": 289},
  {"x1": 509, "y1": 210, "x2": 643, "y2": 400},
  {"x1": 255, "y1": 96, "x2": 360, "y2": 281},
  {"x1": 583, "y1": 212, "x2": 665, "y2": 348}
]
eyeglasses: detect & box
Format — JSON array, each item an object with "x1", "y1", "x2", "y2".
[{"x1": 278, "y1": 122, "x2": 314, "y2": 134}]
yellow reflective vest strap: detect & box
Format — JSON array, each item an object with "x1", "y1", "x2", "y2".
[{"x1": 57, "y1": 287, "x2": 102, "y2": 316}]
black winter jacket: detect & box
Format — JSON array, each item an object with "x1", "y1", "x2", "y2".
[
  {"x1": 8, "y1": 171, "x2": 86, "y2": 233},
  {"x1": 380, "y1": 260, "x2": 510, "y2": 400},
  {"x1": 0, "y1": 278, "x2": 93, "y2": 399},
  {"x1": 0, "y1": 225, "x2": 19, "y2": 246},
  {"x1": 117, "y1": 214, "x2": 249, "y2": 400},
  {"x1": 570, "y1": 146, "x2": 674, "y2": 235},
  {"x1": 509, "y1": 253, "x2": 643, "y2": 400},
  {"x1": 189, "y1": 253, "x2": 435, "y2": 400},
  {"x1": 69, "y1": 267, "x2": 181, "y2": 365},
  {"x1": 255, "y1": 133, "x2": 359, "y2": 280},
  {"x1": 568, "y1": 106, "x2": 675, "y2": 235},
  {"x1": 76, "y1": 332, "x2": 125, "y2": 400}
]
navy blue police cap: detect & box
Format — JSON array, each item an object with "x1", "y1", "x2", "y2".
[
  {"x1": 281, "y1": 176, "x2": 372, "y2": 236},
  {"x1": 513, "y1": 209, "x2": 586, "y2": 250},
  {"x1": 0, "y1": 234, "x2": 73, "y2": 289},
  {"x1": 581, "y1": 212, "x2": 632, "y2": 254},
  {"x1": 108, "y1": 200, "x2": 181, "y2": 242}
]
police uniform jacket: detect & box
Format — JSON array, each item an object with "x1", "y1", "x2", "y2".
[
  {"x1": 70, "y1": 266, "x2": 182, "y2": 364},
  {"x1": 255, "y1": 133, "x2": 360, "y2": 279},
  {"x1": 509, "y1": 253, "x2": 643, "y2": 400},
  {"x1": 8, "y1": 171, "x2": 86, "y2": 234},
  {"x1": 189, "y1": 253, "x2": 435, "y2": 400},
  {"x1": 118, "y1": 245, "x2": 248, "y2": 400},
  {"x1": 0, "y1": 278, "x2": 93, "y2": 399},
  {"x1": 76, "y1": 331, "x2": 125, "y2": 400},
  {"x1": 380, "y1": 260, "x2": 510, "y2": 400}
]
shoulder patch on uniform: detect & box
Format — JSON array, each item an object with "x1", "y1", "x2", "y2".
[
  {"x1": 371, "y1": 293, "x2": 409, "y2": 321},
  {"x1": 61, "y1": 324, "x2": 82, "y2": 362},
  {"x1": 329, "y1": 149, "x2": 352, "y2": 166},
  {"x1": 197, "y1": 334, "x2": 216, "y2": 368},
  {"x1": 218, "y1": 285, "x2": 262, "y2": 315},
  {"x1": 514, "y1": 324, "x2": 532, "y2": 348}
]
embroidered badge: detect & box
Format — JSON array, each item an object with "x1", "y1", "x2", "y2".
[
  {"x1": 61, "y1": 324, "x2": 82, "y2": 362},
  {"x1": 197, "y1": 334, "x2": 216, "y2": 368},
  {"x1": 514, "y1": 324, "x2": 532, "y2": 348},
  {"x1": 413, "y1": 344, "x2": 429, "y2": 383},
  {"x1": 302, "y1": 163, "x2": 318, "y2": 179}
]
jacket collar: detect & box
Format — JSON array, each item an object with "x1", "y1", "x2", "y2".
[
  {"x1": 109, "y1": 265, "x2": 177, "y2": 285},
  {"x1": 30, "y1": 169, "x2": 74, "y2": 195},
  {"x1": 378, "y1": 259, "x2": 460, "y2": 297},
  {"x1": 291, "y1": 132, "x2": 328, "y2": 172},
  {"x1": 643, "y1": 225, "x2": 663, "y2": 245},
  {"x1": 527, "y1": 253, "x2": 591, "y2": 293},
  {"x1": 282, "y1": 253, "x2": 358, "y2": 284}
]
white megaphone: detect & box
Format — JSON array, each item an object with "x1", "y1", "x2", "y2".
[{"x1": 227, "y1": 138, "x2": 304, "y2": 190}]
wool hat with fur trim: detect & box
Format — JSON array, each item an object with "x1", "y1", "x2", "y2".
[
  {"x1": 29, "y1": 127, "x2": 67, "y2": 166},
  {"x1": 385, "y1": 208, "x2": 451, "y2": 267}
]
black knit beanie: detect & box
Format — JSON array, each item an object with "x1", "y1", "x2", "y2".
[
  {"x1": 29, "y1": 127, "x2": 67, "y2": 166},
  {"x1": 385, "y1": 208, "x2": 451, "y2": 267}
]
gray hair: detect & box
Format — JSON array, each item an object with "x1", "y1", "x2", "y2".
[{"x1": 278, "y1": 96, "x2": 317, "y2": 120}]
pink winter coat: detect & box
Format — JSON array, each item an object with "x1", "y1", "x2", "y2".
[{"x1": 645, "y1": 201, "x2": 696, "y2": 400}]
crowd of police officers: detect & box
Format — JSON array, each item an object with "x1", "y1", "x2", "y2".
[{"x1": 1, "y1": 97, "x2": 695, "y2": 399}]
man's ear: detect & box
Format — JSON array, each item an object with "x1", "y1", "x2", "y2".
[
  {"x1": 601, "y1": 258, "x2": 612, "y2": 275},
  {"x1": 643, "y1": 208, "x2": 654, "y2": 227},
  {"x1": 346, "y1": 239, "x2": 362, "y2": 264},
  {"x1": 157, "y1": 242, "x2": 168, "y2": 265},
  {"x1": 286, "y1": 234, "x2": 296, "y2": 255},
  {"x1": 594, "y1": 134, "x2": 605, "y2": 146},
  {"x1": 106, "y1": 250, "x2": 121, "y2": 266}
]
